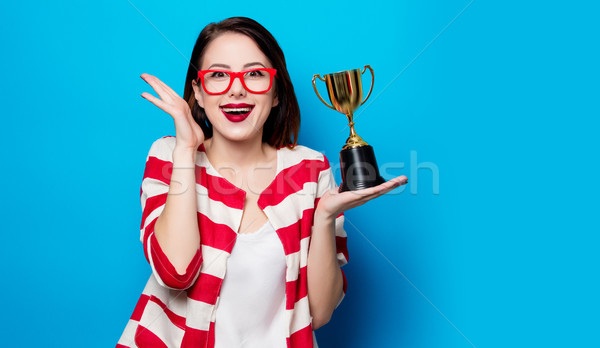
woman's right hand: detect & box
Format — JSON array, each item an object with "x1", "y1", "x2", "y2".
[{"x1": 140, "y1": 73, "x2": 205, "y2": 152}]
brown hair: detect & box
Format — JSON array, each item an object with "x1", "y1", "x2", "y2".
[{"x1": 182, "y1": 17, "x2": 300, "y2": 148}]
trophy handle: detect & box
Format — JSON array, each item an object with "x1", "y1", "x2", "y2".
[
  {"x1": 360, "y1": 65, "x2": 375, "y2": 106},
  {"x1": 312, "y1": 74, "x2": 335, "y2": 110}
]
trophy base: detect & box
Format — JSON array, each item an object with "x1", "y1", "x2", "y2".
[{"x1": 339, "y1": 145, "x2": 386, "y2": 192}]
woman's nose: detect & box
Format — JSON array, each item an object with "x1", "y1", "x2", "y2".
[{"x1": 228, "y1": 76, "x2": 246, "y2": 96}]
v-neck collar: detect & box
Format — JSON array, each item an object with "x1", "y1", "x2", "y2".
[{"x1": 197, "y1": 143, "x2": 282, "y2": 200}]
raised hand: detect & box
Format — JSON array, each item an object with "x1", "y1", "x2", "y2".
[
  {"x1": 140, "y1": 73, "x2": 204, "y2": 152},
  {"x1": 315, "y1": 175, "x2": 409, "y2": 221}
]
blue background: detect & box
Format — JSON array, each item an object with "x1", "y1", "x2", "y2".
[{"x1": 1, "y1": 0, "x2": 598, "y2": 347}]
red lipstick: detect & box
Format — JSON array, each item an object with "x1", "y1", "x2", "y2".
[{"x1": 220, "y1": 103, "x2": 254, "y2": 123}]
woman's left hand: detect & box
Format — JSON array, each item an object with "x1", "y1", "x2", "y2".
[{"x1": 315, "y1": 175, "x2": 408, "y2": 221}]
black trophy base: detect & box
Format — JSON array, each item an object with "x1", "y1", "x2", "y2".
[{"x1": 339, "y1": 145, "x2": 386, "y2": 192}]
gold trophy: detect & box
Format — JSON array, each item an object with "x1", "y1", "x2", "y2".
[{"x1": 312, "y1": 65, "x2": 386, "y2": 192}]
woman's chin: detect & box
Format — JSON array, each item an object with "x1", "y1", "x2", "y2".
[
  {"x1": 207, "y1": 112, "x2": 268, "y2": 144},
  {"x1": 212, "y1": 127, "x2": 262, "y2": 144}
]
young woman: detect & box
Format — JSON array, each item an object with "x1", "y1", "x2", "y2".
[{"x1": 117, "y1": 17, "x2": 407, "y2": 348}]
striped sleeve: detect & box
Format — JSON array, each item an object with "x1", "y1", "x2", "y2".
[
  {"x1": 315, "y1": 155, "x2": 349, "y2": 306},
  {"x1": 139, "y1": 137, "x2": 202, "y2": 290}
]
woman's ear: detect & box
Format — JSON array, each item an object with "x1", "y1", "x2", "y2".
[
  {"x1": 191, "y1": 79, "x2": 205, "y2": 108},
  {"x1": 271, "y1": 79, "x2": 279, "y2": 107}
]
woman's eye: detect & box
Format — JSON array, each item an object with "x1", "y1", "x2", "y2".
[
  {"x1": 210, "y1": 71, "x2": 227, "y2": 79},
  {"x1": 247, "y1": 70, "x2": 264, "y2": 78}
]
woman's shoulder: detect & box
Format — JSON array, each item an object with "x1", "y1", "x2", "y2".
[
  {"x1": 280, "y1": 144, "x2": 327, "y2": 160},
  {"x1": 278, "y1": 144, "x2": 332, "y2": 170},
  {"x1": 145, "y1": 135, "x2": 177, "y2": 161},
  {"x1": 149, "y1": 135, "x2": 176, "y2": 148}
]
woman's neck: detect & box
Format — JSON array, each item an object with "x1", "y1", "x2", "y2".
[{"x1": 203, "y1": 133, "x2": 275, "y2": 171}]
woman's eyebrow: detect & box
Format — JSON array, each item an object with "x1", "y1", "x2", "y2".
[
  {"x1": 206, "y1": 62, "x2": 267, "y2": 70},
  {"x1": 207, "y1": 63, "x2": 230, "y2": 70},
  {"x1": 243, "y1": 62, "x2": 267, "y2": 69}
]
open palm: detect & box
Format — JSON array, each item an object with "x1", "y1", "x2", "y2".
[
  {"x1": 140, "y1": 73, "x2": 204, "y2": 151},
  {"x1": 316, "y1": 175, "x2": 408, "y2": 220}
]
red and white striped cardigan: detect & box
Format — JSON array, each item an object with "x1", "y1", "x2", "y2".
[{"x1": 117, "y1": 136, "x2": 348, "y2": 348}]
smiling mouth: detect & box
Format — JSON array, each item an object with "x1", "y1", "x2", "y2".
[
  {"x1": 221, "y1": 106, "x2": 253, "y2": 115},
  {"x1": 220, "y1": 104, "x2": 254, "y2": 122}
]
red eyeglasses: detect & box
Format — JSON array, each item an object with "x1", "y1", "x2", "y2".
[{"x1": 197, "y1": 68, "x2": 277, "y2": 95}]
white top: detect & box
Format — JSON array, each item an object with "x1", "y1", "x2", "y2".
[{"x1": 214, "y1": 220, "x2": 288, "y2": 348}]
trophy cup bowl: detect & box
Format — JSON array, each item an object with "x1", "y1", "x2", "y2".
[{"x1": 312, "y1": 65, "x2": 386, "y2": 192}]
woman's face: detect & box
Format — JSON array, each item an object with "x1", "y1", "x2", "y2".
[{"x1": 192, "y1": 32, "x2": 278, "y2": 143}]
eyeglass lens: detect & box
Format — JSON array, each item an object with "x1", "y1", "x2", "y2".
[{"x1": 204, "y1": 70, "x2": 272, "y2": 94}]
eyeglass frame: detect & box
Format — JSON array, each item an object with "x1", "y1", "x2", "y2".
[{"x1": 196, "y1": 68, "x2": 278, "y2": 95}]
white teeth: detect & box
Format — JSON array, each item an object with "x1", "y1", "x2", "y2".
[{"x1": 222, "y1": 107, "x2": 252, "y2": 112}]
